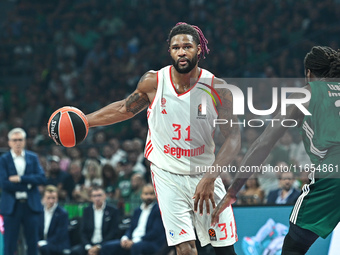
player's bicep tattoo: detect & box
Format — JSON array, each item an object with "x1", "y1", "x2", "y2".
[{"x1": 126, "y1": 92, "x2": 149, "y2": 114}]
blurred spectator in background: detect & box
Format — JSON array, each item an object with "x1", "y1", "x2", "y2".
[
  {"x1": 22, "y1": 94, "x2": 44, "y2": 130},
  {"x1": 238, "y1": 175, "x2": 264, "y2": 205},
  {"x1": 124, "y1": 173, "x2": 145, "y2": 216},
  {"x1": 71, "y1": 186, "x2": 120, "y2": 255},
  {"x1": 127, "y1": 151, "x2": 145, "y2": 174},
  {"x1": 100, "y1": 184, "x2": 166, "y2": 255},
  {"x1": 62, "y1": 161, "x2": 85, "y2": 202},
  {"x1": 258, "y1": 161, "x2": 290, "y2": 198},
  {"x1": 66, "y1": 147, "x2": 84, "y2": 166},
  {"x1": 101, "y1": 164, "x2": 119, "y2": 206},
  {"x1": 131, "y1": 137, "x2": 144, "y2": 164},
  {"x1": 46, "y1": 155, "x2": 69, "y2": 201},
  {"x1": 83, "y1": 159, "x2": 103, "y2": 188},
  {"x1": 116, "y1": 159, "x2": 134, "y2": 201},
  {"x1": 50, "y1": 145, "x2": 71, "y2": 172},
  {"x1": 100, "y1": 145, "x2": 114, "y2": 166},
  {"x1": 107, "y1": 138, "x2": 126, "y2": 168},
  {"x1": 85, "y1": 146, "x2": 103, "y2": 166},
  {"x1": 38, "y1": 185, "x2": 70, "y2": 255},
  {"x1": 266, "y1": 171, "x2": 300, "y2": 205}
]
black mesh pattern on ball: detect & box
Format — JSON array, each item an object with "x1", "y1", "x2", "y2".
[{"x1": 68, "y1": 111, "x2": 87, "y2": 144}]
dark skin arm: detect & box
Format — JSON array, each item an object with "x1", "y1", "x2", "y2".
[
  {"x1": 193, "y1": 78, "x2": 241, "y2": 215},
  {"x1": 86, "y1": 71, "x2": 157, "y2": 127},
  {"x1": 211, "y1": 85, "x2": 310, "y2": 225}
]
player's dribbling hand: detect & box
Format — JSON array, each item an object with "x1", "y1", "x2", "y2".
[
  {"x1": 193, "y1": 177, "x2": 215, "y2": 215},
  {"x1": 211, "y1": 192, "x2": 236, "y2": 226}
]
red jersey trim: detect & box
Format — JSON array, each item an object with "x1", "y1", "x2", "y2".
[
  {"x1": 148, "y1": 71, "x2": 159, "y2": 109},
  {"x1": 211, "y1": 75, "x2": 218, "y2": 115},
  {"x1": 169, "y1": 66, "x2": 203, "y2": 97}
]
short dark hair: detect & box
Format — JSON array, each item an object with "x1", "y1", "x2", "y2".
[
  {"x1": 90, "y1": 185, "x2": 104, "y2": 194},
  {"x1": 304, "y1": 46, "x2": 340, "y2": 78},
  {"x1": 168, "y1": 22, "x2": 209, "y2": 60}
]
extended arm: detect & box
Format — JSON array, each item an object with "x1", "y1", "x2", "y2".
[
  {"x1": 211, "y1": 87, "x2": 309, "y2": 225},
  {"x1": 194, "y1": 78, "x2": 241, "y2": 214},
  {"x1": 86, "y1": 71, "x2": 157, "y2": 127}
]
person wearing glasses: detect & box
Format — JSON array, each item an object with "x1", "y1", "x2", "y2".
[
  {"x1": 266, "y1": 171, "x2": 300, "y2": 205},
  {"x1": 0, "y1": 127, "x2": 47, "y2": 255}
]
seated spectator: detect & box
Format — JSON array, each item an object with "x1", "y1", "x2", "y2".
[
  {"x1": 84, "y1": 159, "x2": 103, "y2": 187},
  {"x1": 266, "y1": 171, "x2": 300, "y2": 205},
  {"x1": 100, "y1": 184, "x2": 166, "y2": 255},
  {"x1": 47, "y1": 156, "x2": 69, "y2": 201},
  {"x1": 100, "y1": 145, "x2": 114, "y2": 166},
  {"x1": 50, "y1": 145, "x2": 71, "y2": 172},
  {"x1": 107, "y1": 138, "x2": 127, "y2": 168},
  {"x1": 127, "y1": 151, "x2": 146, "y2": 174},
  {"x1": 238, "y1": 175, "x2": 264, "y2": 205},
  {"x1": 124, "y1": 173, "x2": 145, "y2": 216},
  {"x1": 71, "y1": 186, "x2": 120, "y2": 255},
  {"x1": 62, "y1": 161, "x2": 85, "y2": 202},
  {"x1": 66, "y1": 147, "x2": 84, "y2": 167},
  {"x1": 38, "y1": 185, "x2": 70, "y2": 255},
  {"x1": 102, "y1": 164, "x2": 120, "y2": 206},
  {"x1": 85, "y1": 147, "x2": 103, "y2": 166},
  {"x1": 117, "y1": 159, "x2": 134, "y2": 200}
]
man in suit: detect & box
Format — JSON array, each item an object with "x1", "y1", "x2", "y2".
[
  {"x1": 71, "y1": 186, "x2": 120, "y2": 255},
  {"x1": 100, "y1": 184, "x2": 166, "y2": 255},
  {"x1": 0, "y1": 127, "x2": 47, "y2": 255},
  {"x1": 267, "y1": 171, "x2": 301, "y2": 205},
  {"x1": 38, "y1": 185, "x2": 70, "y2": 255}
]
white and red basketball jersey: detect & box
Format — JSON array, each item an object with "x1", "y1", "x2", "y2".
[{"x1": 145, "y1": 65, "x2": 218, "y2": 175}]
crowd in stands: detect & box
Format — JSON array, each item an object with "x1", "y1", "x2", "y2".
[{"x1": 1, "y1": 0, "x2": 340, "y2": 218}]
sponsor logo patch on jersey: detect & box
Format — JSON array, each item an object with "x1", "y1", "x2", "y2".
[
  {"x1": 208, "y1": 228, "x2": 217, "y2": 241},
  {"x1": 169, "y1": 230, "x2": 174, "y2": 237},
  {"x1": 161, "y1": 109, "x2": 167, "y2": 114},
  {"x1": 197, "y1": 104, "x2": 207, "y2": 119},
  {"x1": 161, "y1": 97, "x2": 167, "y2": 107}
]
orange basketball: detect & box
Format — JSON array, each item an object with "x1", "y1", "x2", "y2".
[{"x1": 47, "y1": 106, "x2": 89, "y2": 147}]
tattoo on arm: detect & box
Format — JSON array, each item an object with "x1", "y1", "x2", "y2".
[{"x1": 126, "y1": 93, "x2": 149, "y2": 114}]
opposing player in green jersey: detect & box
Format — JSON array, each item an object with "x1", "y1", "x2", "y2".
[{"x1": 211, "y1": 46, "x2": 340, "y2": 255}]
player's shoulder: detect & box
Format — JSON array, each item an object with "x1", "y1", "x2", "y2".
[
  {"x1": 141, "y1": 70, "x2": 158, "y2": 83},
  {"x1": 137, "y1": 70, "x2": 158, "y2": 93},
  {"x1": 212, "y1": 77, "x2": 227, "y2": 86}
]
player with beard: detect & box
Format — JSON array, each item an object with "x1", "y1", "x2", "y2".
[{"x1": 83, "y1": 22, "x2": 241, "y2": 255}]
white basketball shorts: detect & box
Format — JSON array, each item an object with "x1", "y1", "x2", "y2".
[{"x1": 150, "y1": 163, "x2": 238, "y2": 247}]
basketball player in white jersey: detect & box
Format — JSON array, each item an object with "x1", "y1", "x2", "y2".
[{"x1": 85, "y1": 23, "x2": 241, "y2": 255}]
